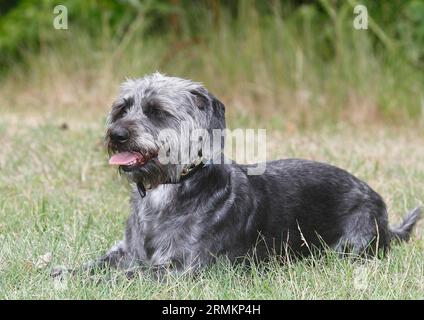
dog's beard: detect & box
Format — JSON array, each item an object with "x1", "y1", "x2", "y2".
[
  {"x1": 109, "y1": 129, "x2": 206, "y2": 193},
  {"x1": 122, "y1": 158, "x2": 169, "y2": 189}
]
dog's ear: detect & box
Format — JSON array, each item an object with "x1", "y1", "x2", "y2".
[
  {"x1": 190, "y1": 88, "x2": 226, "y2": 130},
  {"x1": 190, "y1": 88, "x2": 210, "y2": 110},
  {"x1": 208, "y1": 93, "x2": 226, "y2": 130}
]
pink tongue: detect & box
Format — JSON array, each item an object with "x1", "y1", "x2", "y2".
[{"x1": 109, "y1": 152, "x2": 142, "y2": 165}]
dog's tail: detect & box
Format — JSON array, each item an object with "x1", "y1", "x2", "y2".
[{"x1": 390, "y1": 206, "x2": 422, "y2": 242}]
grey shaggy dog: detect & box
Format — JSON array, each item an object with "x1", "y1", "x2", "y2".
[{"x1": 53, "y1": 73, "x2": 421, "y2": 277}]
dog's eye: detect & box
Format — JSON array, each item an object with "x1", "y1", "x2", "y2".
[
  {"x1": 111, "y1": 98, "x2": 132, "y2": 121},
  {"x1": 143, "y1": 103, "x2": 166, "y2": 119}
]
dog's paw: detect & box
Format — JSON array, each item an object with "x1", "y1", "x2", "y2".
[{"x1": 50, "y1": 265, "x2": 70, "y2": 279}]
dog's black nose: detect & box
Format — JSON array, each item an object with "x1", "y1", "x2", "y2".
[{"x1": 110, "y1": 127, "x2": 130, "y2": 144}]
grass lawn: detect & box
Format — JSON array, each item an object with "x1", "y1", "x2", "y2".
[{"x1": 0, "y1": 110, "x2": 422, "y2": 299}]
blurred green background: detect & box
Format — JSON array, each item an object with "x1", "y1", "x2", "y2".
[{"x1": 0, "y1": 0, "x2": 423, "y2": 128}]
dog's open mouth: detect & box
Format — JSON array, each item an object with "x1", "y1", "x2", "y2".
[{"x1": 109, "y1": 151, "x2": 155, "y2": 170}]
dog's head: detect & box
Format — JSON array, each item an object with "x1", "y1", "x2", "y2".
[{"x1": 106, "y1": 72, "x2": 226, "y2": 189}]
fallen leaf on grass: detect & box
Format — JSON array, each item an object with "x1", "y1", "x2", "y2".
[{"x1": 34, "y1": 252, "x2": 52, "y2": 269}]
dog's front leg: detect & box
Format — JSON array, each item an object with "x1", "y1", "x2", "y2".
[{"x1": 50, "y1": 240, "x2": 134, "y2": 278}]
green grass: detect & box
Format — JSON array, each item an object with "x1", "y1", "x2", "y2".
[{"x1": 0, "y1": 113, "x2": 423, "y2": 299}]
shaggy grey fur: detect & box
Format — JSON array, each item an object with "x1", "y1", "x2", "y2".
[{"x1": 52, "y1": 73, "x2": 421, "y2": 278}]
